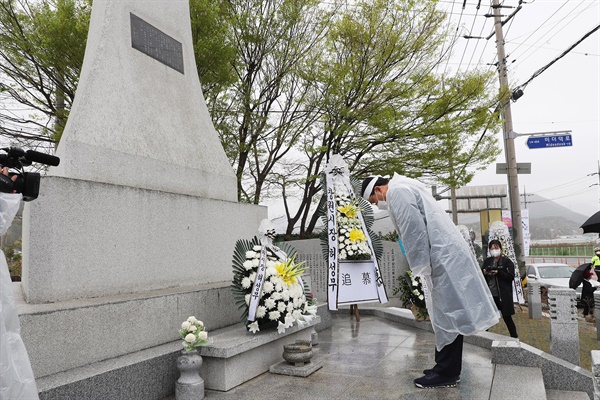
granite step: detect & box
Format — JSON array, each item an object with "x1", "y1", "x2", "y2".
[
  {"x1": 490, "y1": 364, "x2": 546, "y2": 400},
  {"x1": 546, "y1": 389, "x2": 590, "y2": 400}
]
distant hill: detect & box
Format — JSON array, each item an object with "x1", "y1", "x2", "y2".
[{"x1": 525, "y1": 194, "x2": 588, "y2": 224}]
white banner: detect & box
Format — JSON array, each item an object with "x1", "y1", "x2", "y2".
[
  {"x1": 248, "y1": 220, "x2": 297, "y2": 321},
  {"x1": 337, "y1": 261, "x2": 379, "y2": 304},
  {"x1": 324, "y1": 155, "x2": 387, "y2": 310}
]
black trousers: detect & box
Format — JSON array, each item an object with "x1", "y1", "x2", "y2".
[
  {"x1": 433, "y1": 334, "x2": 463, "y2": 377},
  {"x1": 493, "y1": 296, "x2": 518, "y2": 338}
]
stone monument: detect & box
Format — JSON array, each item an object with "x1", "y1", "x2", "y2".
[
  {"x1": 527, "y1": 280, "x2": 542, "y2": 319},
  {"x1": 548, "y1": 288, "x2": 579, "y2": 365},
  {"x1": 18, "y1": 1, "x2": 266, "y2": 398}
]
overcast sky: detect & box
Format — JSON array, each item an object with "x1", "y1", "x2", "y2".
[{"x1": 441, "y1": 0, "x2": 599, "y2": 218}]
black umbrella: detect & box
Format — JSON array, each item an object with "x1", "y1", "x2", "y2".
[
  {"x1": 569, "y1": 263, "x2": 592, "y2": 289},
  {"x1": 581, "y1": 211, "x2": 600, "y2": 234}
]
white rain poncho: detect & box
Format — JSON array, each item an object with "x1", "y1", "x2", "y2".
[
  {"x1": 0, "y1": 193, "x2": 39, "y2": 400},
  {"x1": 386, "y1": 174, "x2": 499, "y2": 351}
]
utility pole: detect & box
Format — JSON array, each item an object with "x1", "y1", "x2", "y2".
[
  {"x1": 520, "y1": 186, "x2": 533, "y2": 209},
  {"x1": 492, "y1": 0, "x2": 525, "y2": 266}
]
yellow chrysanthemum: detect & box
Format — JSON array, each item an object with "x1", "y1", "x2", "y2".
[
  {"x1": 349, "y1": 229, "x2": 366, "y2": 242},
  {"x1": 338, "y1": 204, "x2": 358, "y2": 218}
]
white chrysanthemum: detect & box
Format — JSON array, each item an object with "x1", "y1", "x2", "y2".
[
  {"x1": 262, "y1": 281, "x2": 274, "y2": 293},
  {"x1": 351, "y1": 245, "x2": 358, "y2": 250},
  {"x1": 281, "y1": 290, "x2": 290, "y2": 302},
  {"x1": 184, "y1": 333, "x2": 196, "y2": 343},
  {"x1": 348, "y1": 250, "x2": 354, "y2": 256},
  {"x1": 253, "y1": 245, "x2": 262, "y2": 251},
  {"x1": 339, "y1": 242, "x2": 345, "y2": 249},
  {"x1": 188, "y1": 324, "x2": 197, "y2": 332},
  {"x1": 243, "y1": 260, "x2": 254, "y2": 270},
  {"x1": 256, "y1": 306, "x2": 267, "y2": 318},
  {"x1": 268, "y1": 311, "x2": 281, "y2": 321},
  {"x1": 245, "y1": 294, "x2": 251, "y2": 305},
  {"x1": 181, "y1": 321, "x2": 191, "y2": 331},
  {"x1": 301, "y1": 295, "x2": 306, "y2": 302},
  {"x1": 293, "y1": 297, "x2": 300, "y2": 308},
  {"x1": 265, "y1": 298, "x2": 276, "y2": 309},
  {"x1": 277, "y1": 302, "x2": 286, "y2": 313},
  {"x1": 187, "y1": 316, "x2": 198, "y2": 324},
  {"x1": 266, "y1": 260, "x2": 276, "y2": 269},
  {"x1": 266, "y1": 266, "x2": 277, "y2": 277},
  {"x1": 271, "y1": 292, "x2": 282, "y2": 301},
  {"x1": 252, "y1": 259, "x2": 260, "y2": 267},
  {"x1": 275, "y1": 283, "x2": 284, "y2": 293},
  {"x1": 418, "y1": 295, "x2": 424, "y2": 300},
  {"x1": 286, "y1": 303, "x2": 294, "y2": 313},
  {"x1": 249, "y1": 272, "x2": 257, "y2": 282},
  {"x1": 199, "y1": 331, "x2": 208, "y2": 340},
  {"x1": 290, "y1": 285, "x2": 302, "y2": 298},
  {"x1": 246, "y1": 251, "x2": 257, "y2": 259},
  {"x1": 241, "y1": 277, "x2": 252, "y2": 289},
  {"x1": 345, "y1": 239, "x2": 350, "y2": 244}
]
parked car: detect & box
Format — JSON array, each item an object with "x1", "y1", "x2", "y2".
[{"x1": 525, "y1": 263, "x2": 600, "y2": 304}]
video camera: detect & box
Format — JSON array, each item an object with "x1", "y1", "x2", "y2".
[{"x1": 0, "y1": 147, "x2": 60, "y2": 202}]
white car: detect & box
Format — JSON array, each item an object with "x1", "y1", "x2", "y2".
[{"x1": 525, "y1": 263, "x2": 600, "y2": 303}]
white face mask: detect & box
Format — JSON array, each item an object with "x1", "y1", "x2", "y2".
[
  {"x1": 375, "y1": 192, "x2": 388, "y2": 210},
  {"x1": 490, "y1": 249, "x2": 502, "y2": 258}
]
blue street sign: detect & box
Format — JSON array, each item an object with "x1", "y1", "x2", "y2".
[{"x1": 526, "y1": 134, "x2": 572, "y2": 149}]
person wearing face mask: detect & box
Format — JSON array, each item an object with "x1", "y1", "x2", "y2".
[
  {"x1": 361, "y1": 174, "x2": 499, "y2": 389},
  {"x1": 591, "y1": 247, "x2": 600, "y2": 276},
  {"x1": 481, "y1": 239, "x2": 518, "y2": 338}
]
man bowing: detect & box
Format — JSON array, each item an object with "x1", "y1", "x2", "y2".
[{"x1": 362, "y1": 174, "x2": 499, "y2": 389}]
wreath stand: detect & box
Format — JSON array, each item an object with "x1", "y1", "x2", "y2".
[{"x1": 349, "y1": 304, "x2": 360, "y2": 321}]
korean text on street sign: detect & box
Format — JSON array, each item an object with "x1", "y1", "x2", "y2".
[{"x1": 526, "y1": 134, "x2": 572, "y2": 149}]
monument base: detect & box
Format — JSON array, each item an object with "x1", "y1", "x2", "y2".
[
  {"x1": 16, "y1": 282, "x2": 240, "y2": 379},
  {"x1": 33, "y1": 313, "x2": 320, "y2": 399}
]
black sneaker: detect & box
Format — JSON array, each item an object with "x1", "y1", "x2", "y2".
[
  {"x1": 414, "y1": 372, "x2": 459, "y2": 388},
  {"x1": 422, "y1": 369, "x2": 460, "y2": 383}
]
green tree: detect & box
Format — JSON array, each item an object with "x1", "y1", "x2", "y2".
[
  {"x1": 207, "y1": 0, "x2": 333, "y2": 203},
  {"x1": 279, "y1": 0, "x2": 501, "y2": 236},
  {"x1": 0, "y1": 0, "x2": 90, "y2": 145}
]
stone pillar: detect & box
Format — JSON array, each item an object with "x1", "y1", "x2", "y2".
[
  {"x1": 592, "y1": 350, "x2": 600, "y2": 400},
  {"x1": 528, "y1": 280, "x2": 542, "y2": 319},
  {"x1": 548, "y1": 288, "x2": 579, "y2": 365},
  {"x1": 595, "y1": 292, "x2": 600, "y2": 340}
]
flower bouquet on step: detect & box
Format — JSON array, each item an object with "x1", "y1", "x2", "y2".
[
  {"x1": 393, "y1": 270, "x2": 429, "y2": 321},
  {"x1": 178, "y1": 316, "x2": 210, "y2": 352},
  {"x1": 231, "y1": 220, "x2": 315, "y2": 334}
]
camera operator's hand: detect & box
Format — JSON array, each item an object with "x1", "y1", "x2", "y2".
[{"x1": 1, "y1": 166, "x2": 17, "y2": 192}]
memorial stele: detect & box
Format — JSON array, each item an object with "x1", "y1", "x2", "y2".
[{"x1": 19, "y1": 1, "x2": 266, "y2": 395}]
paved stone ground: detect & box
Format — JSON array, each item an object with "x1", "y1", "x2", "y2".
[{"x1": 165, "y1": 314, "x2": 495, "y2": 399}]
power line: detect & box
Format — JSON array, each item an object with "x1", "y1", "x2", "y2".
[
  {"x1": 514, "y1": 22, "x2": 600, "y2": 94},
  {"x1": 512, "y1": 0, "x2": 595, "y2": 69}
]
